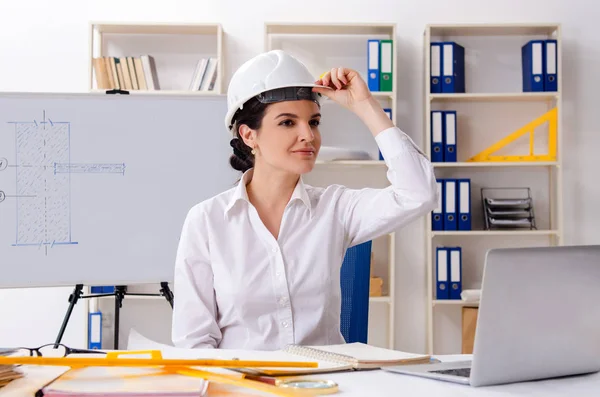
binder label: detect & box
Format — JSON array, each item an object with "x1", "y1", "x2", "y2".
[
  {"x1": 532, "y1": 42, "x2": 542, "y2": 76},
  {"x1": 443, "y1": 44, "x2": 454, "y2": 75},
  {"x1": 450, "y1": 250, "x2": 461, "y2": 280},
  {"x1": 431, "y1": 45, "x2": 440, "y2": 77},
  {"x1": 446, "y1": 113, "x2": 456, "y2": 145},
  {"x1": 432, "y1": 112, "x2": 442, "y2": 142},
  {"x1": 460, "y1": 181, "x2": 469, "y2": 213},
  {"x1": 381, "y1": 42, "x2": 392, "y2": 73},
  {"x1": 437, "y1": 249, "x2": 447, "y2": 281},
  {"x1": 546, "y1": 42, "x2": 556, "y2": 74},
  {"x1": 446, "y1": 181, "x2": 455, "y2": 212},
  {"x1": 369, "y1": 41, "x2": 379, "y2": 70}
]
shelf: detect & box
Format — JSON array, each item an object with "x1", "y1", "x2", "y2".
[
  {"x1": 369, "y1": 296, "x2": 391, "y2": 303},
  {"x1": 315, "y1": 160, "x2": 385, "y2": 166},
  {"x1": 92, "y1": 22, "x2": 222, "y2": 35},
  {"x1": 424, "y1": 21, "x2": 563, "y2": 356},
  {"x1": 265, "y1": 22, "x2": 395, "y2": 36},
  {"x1": 90, "y1": 21, "x2": 224, "y2": 94},
  {"x1": 430, "y1": 230, "x2": 560, "y2": 237},
  {"x1": 429, "y1": 92, "x2": 559, "y2": 102},
  {"x1": 90, "y1": 89, "x2": 225, "y2": 97},
  {"x1": 432, "y1": 161, "x2": 559, "y2": 168},
  {"x1": 433, "y1": 300, "x2": 479, "y2": 307},
  {"x1": 372, "y1": 92, "x2": 395, "y2": 99},
  {"x1": 320, "y1": 91, "x2": 394, "y2": 105},
  {"x1": 426, "y1": 23, "x2": 560, "y2": 37}
]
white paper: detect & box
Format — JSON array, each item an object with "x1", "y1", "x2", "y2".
[
  {"x1": 461, "y1": 289, "x2": 481, "y2": 302},
  {"x1": 317, "y1": 146, "x2": 371, "y2": 161}
]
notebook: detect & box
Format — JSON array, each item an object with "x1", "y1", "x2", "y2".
[
  {"x1": 0, "y1": 348, "x2": 24, "y2": 388},
  {"x1": 38, "y1": 366, "x2": 209, "y2": 396},
  {"x1": 237, "y1": 342, "x2": 431, "y2": 376}
]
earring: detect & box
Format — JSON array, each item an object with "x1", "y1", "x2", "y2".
[{"x1": 251, "y1": 147, "x2": 256, "y2": 155}]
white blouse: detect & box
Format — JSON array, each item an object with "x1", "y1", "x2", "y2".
[{"x1": 171, "y1": 126, "x2": 438, "y2": 350}]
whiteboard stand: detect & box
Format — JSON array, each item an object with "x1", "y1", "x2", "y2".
[{"x1": 54, "y1": 282, "x2": 174, "y2": 349}]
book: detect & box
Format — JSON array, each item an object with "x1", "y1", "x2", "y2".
[
  {"x1": 38, "y1": 366, "x2": 209, "y2": 396},
  {"x1": 0, "y1": 349, "x2": 24, "y2": 388},
  {"x1": 237, "y1": 342, "x2": 431, "y2": 376}
]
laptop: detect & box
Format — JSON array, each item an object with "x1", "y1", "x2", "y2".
[{"x1": 383, "y1": 245, "x2": 600, "y2": 387}]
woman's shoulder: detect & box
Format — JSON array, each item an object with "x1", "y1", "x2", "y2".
[{"x1": 185, "y1": 185, "x2": 238, "y2": 219}]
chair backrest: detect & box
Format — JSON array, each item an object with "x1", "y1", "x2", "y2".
[{"x1": 339, "y1": 240, "x2": 372, "y2": 343}]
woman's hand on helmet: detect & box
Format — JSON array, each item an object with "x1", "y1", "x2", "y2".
[{"x1": 312, "y1": 67, "x2": 372, "y2": 112}]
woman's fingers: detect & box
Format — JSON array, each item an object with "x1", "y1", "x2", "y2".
[
  {"x1": 320, "y1": 71, "x2": 331, "y2": 88},
  {"x1": 330, "y1": 68, "x2": 341, "y2": 89},
  {"x1": 336, "y1": 67, "x2": 348, "y2": 85}
]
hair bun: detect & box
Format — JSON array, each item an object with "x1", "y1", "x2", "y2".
[
  {"x1": 229, "y1": 138, "x2": 253, "y2": 173},
  {"x1": 230, "y1": 138, "x2": 250, "y2": 159}
]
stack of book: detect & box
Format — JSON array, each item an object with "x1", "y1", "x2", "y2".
[
  {"x1": 92, "y1": 56, "x2": 218, "y2": 92},
  {"x1": 93, "y1": 55, "x2": 160, "y2": 91},
  {"x1": 188, "y1": 57, "x2": 219, "y2": 91},
  {"x1": 0, "y1": 349, "x2": 23, "y2": 389}
]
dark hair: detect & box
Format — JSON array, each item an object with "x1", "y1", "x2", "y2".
[{"x1": 229, "y1": 97, "x2": 270, "y2": 173}]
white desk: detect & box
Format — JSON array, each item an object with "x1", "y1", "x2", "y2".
[
  {"x1": 317, "y1": 368, "x2": 600, "y2": 396},
  {"x1": 2, "y1": 356, "x2": 600, "y2": 396}
]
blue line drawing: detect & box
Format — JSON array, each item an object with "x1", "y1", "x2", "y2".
[
  {"x1": 3, "y1": 111, "x2": 125, "y2": 255},
  {"x1": 54, "y1": 163, "x2": 126, "y2": 174}
]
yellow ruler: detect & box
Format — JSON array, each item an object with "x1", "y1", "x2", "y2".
[
  {"x1": 467, "y1": 107, "x2": 557, "y2": 162},
  {"x1": 0, "y1": 349, "x2": 317, "y2": 370}
]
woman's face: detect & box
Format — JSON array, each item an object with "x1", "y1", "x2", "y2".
[{"x1": 251, "y1": 100, "x2": 322, "y2": 175}]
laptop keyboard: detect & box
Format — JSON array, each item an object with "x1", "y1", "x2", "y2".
[{"x1": 431, "y1": 367, "x2": 471, "y2": 378}]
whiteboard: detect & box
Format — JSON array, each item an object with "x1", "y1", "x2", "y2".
[{"x1": 0, "y1": 92, "x2": 238, "y2": 288}]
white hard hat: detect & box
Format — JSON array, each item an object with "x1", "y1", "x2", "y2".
[{"x1": 224, "y1": 50, "x2": 327, "y2": 133}]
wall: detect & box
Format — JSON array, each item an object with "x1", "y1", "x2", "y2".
[{"x1": 0, "y1": 0, "x2": 598, "y2": 353}]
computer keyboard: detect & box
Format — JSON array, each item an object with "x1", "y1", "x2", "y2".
[{"x1": 431, "y1": 367, "x2": 471, "y2": 378}]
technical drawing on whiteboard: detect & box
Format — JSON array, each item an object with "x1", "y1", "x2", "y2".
[{"x1": 0, "y1": 111, "x2": 125, "y2": 255}]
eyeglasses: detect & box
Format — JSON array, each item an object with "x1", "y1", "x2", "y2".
[{"x1": 15, "y1": 343, "x2": 106, "y2": 357}]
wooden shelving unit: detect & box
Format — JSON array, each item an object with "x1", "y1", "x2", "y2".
[
  {"x1": 429, "y1": 92, "x2": 559, "y2": 102},
  {"x1": 423, "y1": 23, "x2": 563, "y2": 354},
  {"x1": 264, "y1": 22, "x2": 397, "y2": 349},
  {"x1": 89, "y1": 22, "x2": 224, "y2": 95}
]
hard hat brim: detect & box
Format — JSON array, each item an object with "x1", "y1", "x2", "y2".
[{"x1": 224, "y1": 83, "x2": 330, "y2": 133}]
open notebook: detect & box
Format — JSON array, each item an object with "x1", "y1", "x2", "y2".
[
  {"x1": 126, "y1": 329, "x2": 430, "y2": 376},
  {"x1": 237, "y1": 342, "x2": 431, "y2": 376}
]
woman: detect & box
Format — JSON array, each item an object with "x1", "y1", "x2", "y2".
[{"x1": 172, "y1": 50, "x2": 437, "y2": 350}]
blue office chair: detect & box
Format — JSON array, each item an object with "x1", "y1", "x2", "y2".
[{"x1": 340, "y1": 240, "x2": 372, "y2": 343}]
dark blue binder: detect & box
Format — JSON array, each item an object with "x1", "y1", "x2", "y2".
[
  {"x1": 449, "y1": 247, "x2": 462, "y2": 300},
  {"x1": 522, "y1": 40, "x2": 545, "y2": 92},
  {"x1": 430, "y1": 43, "x2": 442, "y2": 93},
  {"x1": 431, "y1": 111, "x2": 444, "y2": 162},
  {"x1": 436, "y1": 247, "x2": 449, "y2": 299},
  {"x1": 379, "y1": 108, "x2": 392, "y2": 160},
  {"x1": 457, "y1": 178, "x2": 471, "y2": 230},
  {"x1": 544, "y1": 39, "x2": 557, "y2": 92},
  {"x1": 367, "y1": 39, "x2": 380, "y2": 92},
  {"x1": 443, "y1": 179, "x2": 457, "y2": 230},
  {"x1": 443, "y1": 111, "x2": 457, "y2": 162},
  {"x1": 441, "y1": 42, "x2": 465, "y2": 93},
  {"x1": 432, "y1": 179, "x2": 444, "y2": 231}
]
